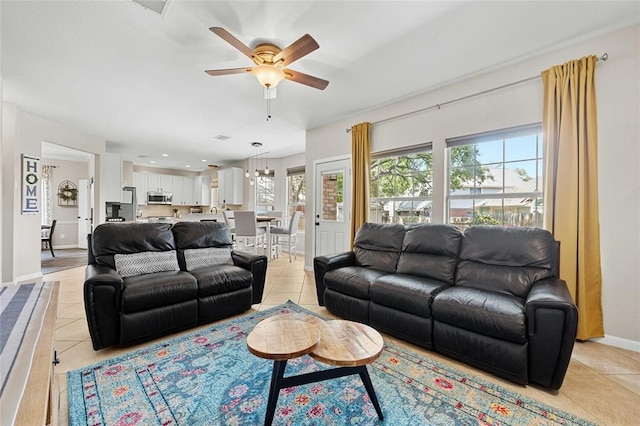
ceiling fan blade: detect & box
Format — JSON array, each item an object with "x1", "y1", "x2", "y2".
[
  {"x1": 273, "y1": 34, "x2": 319, "y2": 67},
  {"x1": 205, "y1": 67, "x2": 253, "y2": 76},
  {"x1": 284, "y1": 69, "x2": 329, "y2": 90},
  {"x1": 209, "y1": 27, "x2": 263, "y2": 64}
]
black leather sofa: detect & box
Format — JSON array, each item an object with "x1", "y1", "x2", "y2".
[
  {"x1": 314, "y1": 223, "x2": 578, "y2": 389},
  {"x1": 84, "y1": 221, "x2": 267, "y2": 350}
]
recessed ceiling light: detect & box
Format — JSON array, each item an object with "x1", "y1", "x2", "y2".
[
  {"x1": 201, "y1": 159, "x2": 207, "y2": 162},
  {"x1": 150, "y1": 160, "x2": 156, "y2": 164},
  {"x1": 162, "y1": 153, "x2": 169, "y2": 157},
  {"x1": 185, "y1": 165, "x2": 191, "y2": 168}
]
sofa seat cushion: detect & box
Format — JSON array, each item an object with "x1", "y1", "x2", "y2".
[
  {"x1": 190, "y1": 264, "x2": 253, "y2": 297},
  {"x1": 121, "y1": 271, "x2": 197, "y2": 313},
  {"x1": 324, "y1": 266, "x2": 388, "y2": 299},
  {"x1": 370, "y1": 274, "x2": 450, "y2": 318},
  {"x1": 432, "y1": 286, "x2": 526, "y2": 344}
]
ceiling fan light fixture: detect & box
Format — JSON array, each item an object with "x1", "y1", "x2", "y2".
[{"x1": 252, "y1": 64, "x2": 285, "y2": 88}]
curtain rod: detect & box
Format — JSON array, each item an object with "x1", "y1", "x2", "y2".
[{"x1": 346, "y1": 53, "x2": 608, "y2": 133}]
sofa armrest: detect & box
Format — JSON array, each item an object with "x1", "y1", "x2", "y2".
[
  {"x1": 84, "y1": 264, "x2": 124, "y2": 350},
  {"x1": 525, "y1": 278, "x2": 578, "y2": 389},
  {"x1": 232, "y1": 251, "x2": 268, "y2": 304},
  {"x1": 313, "y1": 252, "x2": 355, "y2": 306}
]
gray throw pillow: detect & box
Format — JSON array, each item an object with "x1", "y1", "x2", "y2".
[
  {"x1": 114, "y1": 250, "x2": 180, "y2": 278},
  {"x1": 184, "y1": 247, "x2": 233, "y2": 271}
]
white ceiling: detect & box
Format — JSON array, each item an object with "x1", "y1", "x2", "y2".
[{"x1": 3, "y1": 1, "x2": 639, "y2": 171}]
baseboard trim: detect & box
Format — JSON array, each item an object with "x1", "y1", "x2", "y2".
[
  {"x1": 592, "y1": 335, "x2": 640, "y2": 353},
  {"x1": 51, "y1": 244, "x2": 79, "y2": 250},
  {"x1": 14, "y1": 273, "x2": 44, "y2": 285}
]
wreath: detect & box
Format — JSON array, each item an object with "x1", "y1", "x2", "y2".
[{"x1": 57, "y1": 181, "x2": 78, "y2": 202}]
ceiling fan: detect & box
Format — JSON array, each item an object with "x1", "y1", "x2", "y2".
[{"x1": 205, "y1": 27, "x2": 329, "y2": 91}]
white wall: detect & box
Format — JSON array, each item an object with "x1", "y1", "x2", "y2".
[
  {"x1": 305, "y1": 25, "x2": 640, "y2": 348},
  {"x1": 1, "y1": 103, "x2": 106, "y2": 283}
]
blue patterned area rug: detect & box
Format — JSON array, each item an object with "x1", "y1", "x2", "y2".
[{"x1": 68, "y1": 302, "x2": 593, "y2": 425}]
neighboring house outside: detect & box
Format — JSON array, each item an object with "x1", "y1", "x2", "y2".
[
  {"x1": 371, "y1": 168, "x2": 542, "y2": 228},
  {"x1": 449, "y1": 168, "x2": 542, "y2": 228}
]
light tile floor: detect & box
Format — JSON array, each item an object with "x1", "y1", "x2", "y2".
[{"x1": 42, "y1": 257, "x2": 640, "y2": 425}]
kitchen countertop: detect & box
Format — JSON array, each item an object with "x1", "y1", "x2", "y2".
[
  {"x1": 135, "y1": 213, "x2": 225, "y2": 223},
  {"x1": 178, "y1": 213, "x2": 225, "y2": 222}
]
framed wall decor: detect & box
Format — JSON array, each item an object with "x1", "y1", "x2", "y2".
[
  {"x1": 57, "y1": 180, "x2": 78, "y2": 206},
  {"x1": 22, "y1": 154, "x2": 40, "y2": 214}
]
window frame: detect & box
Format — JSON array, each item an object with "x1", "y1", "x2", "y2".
[
  {"x1": 369, "y1": 143, "x2": 433, "y2": 226},
  {"x1": 286, "y1": 166, "x2": 306, "y2": 231},
  {"x1": 254, "y1": 170, "x2": 275, "y2": 214},
  {"x1": 446, "y1": 123, "x2": 543, "y2": 228}
]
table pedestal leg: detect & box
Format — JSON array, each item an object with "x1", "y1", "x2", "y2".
[
  {"x1": 264, "y1": 360, "x2": 287, "y2": 426},
  {"x1": 263, "y1": 362, "x2": 383, "y2": 425},
  {"x1": 358, "y1": 366, "x2": 384, "y2": 420}
]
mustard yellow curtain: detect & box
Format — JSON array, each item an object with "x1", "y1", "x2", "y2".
[
  {"x1": 350, "y1": 122, "x2": 371, "y2": 248},
  {"x1": 542, "y1": 55, "x2": 604, "y2": 340}
]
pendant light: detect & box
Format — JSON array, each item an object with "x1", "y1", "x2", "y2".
[{"x1": 264, "y1": 151, "x2": 270, "y2": 175}]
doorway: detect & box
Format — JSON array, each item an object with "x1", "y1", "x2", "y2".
[
  {"x1": 314, "y1": 158, "x2": 351, "y2": 258},
  {"x1": 41, "y1": 142, "x2": 94, "y2": 273}
]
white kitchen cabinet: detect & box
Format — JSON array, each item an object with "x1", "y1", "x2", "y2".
[
  {"x1": 147, "y1": 173, "x2": 173, "y2": 192},
  {"x1": 147, "y1": 174, "x2": 173, "y2": 192},
  {"x1": 193, "y1": 176, "x2": 211, "y2": 206},
  {"x1": 218, "y1": 167, "x2": 243, "y2": 206},
  {"x1": 133, "y1": 172, "x2": 148, "y2": 205},
  {"x1": 171, "y1": 176, "x2": 184, "y2": 205},
  {"x1": 172, "y1": 176, "x2": 195, "y2": 205},
  {"x1": 105, "y1": 153, "x2": 123, "y2": 202}
]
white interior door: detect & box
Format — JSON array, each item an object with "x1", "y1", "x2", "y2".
[
  {"x1": 314, "y1": 158, "x2": 351, "y2": 257},
  {"x1": 77, "y1": 179, "x2": 91, "y2": 249}
]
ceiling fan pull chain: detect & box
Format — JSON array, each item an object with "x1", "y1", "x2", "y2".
[{"x1": 267, "y1": 88, "x2": 272, "y2": 121}]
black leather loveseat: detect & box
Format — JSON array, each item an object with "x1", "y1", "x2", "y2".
[
  {"x1": 84, "y1": 221, "x2": 267, "y2": 350},
  {"x1": 314, "y1": 223, "x2": 578, "y2": 389}
]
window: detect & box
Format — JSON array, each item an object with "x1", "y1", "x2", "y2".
[
  {"x1": 370, "y1": 144, "x2": 432, "y2": 225},
  {"x1": 287, "y1": 166, "x2": 305, "y2": 231},
  {"x1": 447, "y1": 124, "x2": 543, "y2": 229},
  {"x1": 255, "y1": 170, "x2": 275, "y2": 214}
]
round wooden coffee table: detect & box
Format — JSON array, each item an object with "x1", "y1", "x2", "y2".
[{"x1": 247, "y1": 313, "x2": 384, "y2": 426}]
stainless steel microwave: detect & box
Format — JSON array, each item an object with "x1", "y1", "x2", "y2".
[{"x1": 147, "y1": 191, "x2": 172, "y2": 205}]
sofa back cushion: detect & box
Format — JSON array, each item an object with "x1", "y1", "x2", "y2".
[
  {"x1": 92, "y1": 222, "x2": 176, "y2": 269},
  {"x1": 456, "y1": 226, "x2": 557, "y2": 298},
  {"x1": 396, "y1": 224, "x2": 462, "y2": 284},
  {"x1": 353, "y1": 223, "x2": 405, "y2": 273},
  {"x1": 172, "y1": 221, "x2": 234, "y2": 271}
]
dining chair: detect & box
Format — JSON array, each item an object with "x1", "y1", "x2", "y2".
[
  {"x1": 41, "y1": 219, "x2": 57, "y2": 257},
  {"x1": 270, "y1": 211, "x2": 302, "y2": 262},
  {"x1": 269, "y1": 211, "x2": 285, "y2": 227},
  {"x1": 222, "y1": 210, "x2": 236, "y2": 234},
  {"x1": 233, "y1": 211, "x2": 266, "y2": 254}
]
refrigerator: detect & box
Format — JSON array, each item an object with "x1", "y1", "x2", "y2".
[{"x1": 120, "y1": 187, "x2": 137, "y2": 221}]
